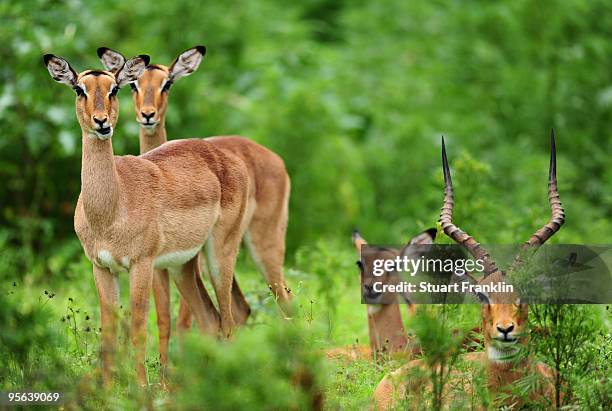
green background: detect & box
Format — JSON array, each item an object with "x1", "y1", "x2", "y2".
[{"x1": 0, "y1": 0, "x2": 611, "y2": 409}]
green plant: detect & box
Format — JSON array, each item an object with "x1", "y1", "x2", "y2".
[{"x1": 172, "y1": 322, "x2": 326, "y2": 411}]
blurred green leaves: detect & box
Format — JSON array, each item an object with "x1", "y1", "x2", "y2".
[
  {"x1": 173, "y1": 322, "x2": 326, "y2": 411},
  {"x1": 1, "y1": 0, "x2": 611, "y2": 274}
]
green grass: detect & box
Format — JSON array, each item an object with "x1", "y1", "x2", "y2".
[{"x1": 2, "y1": 236, "x2": 611, "y2": 409}]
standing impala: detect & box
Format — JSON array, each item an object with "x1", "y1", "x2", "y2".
[
  {"x1": 96, "y1": 46, "x2": 258, "y2": 368},
  {"x1": 97, "y1": 46, "x2": 292, "y2": 349},
  {"x1": 373, "y1": 132, "x2": 563, "y2": 409},
  {"x1": 44, "y1": 53, "x2": 252, "y2": 384}
]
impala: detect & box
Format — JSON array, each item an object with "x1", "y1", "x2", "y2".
[
  {"x1": 97, "y1": 47, "x2": 291, "y2": 309},
  {"x1": 327, "y1": 228, "x2": 436, "y2": 360},
  {"x1": 96, "y1": 46, "x2": 269, "y2": 368},
  {"x1": 373, "y1": 132, "x2": 564, "y2": 409},
  {"x1": 327, "y1": 229, "x2": 481, "y2": 363},
  {"x1": 44, "y1": 53, "x2": 253, "y2": 384},
  {"x1": 98, "y1": 44, "x2": 292, "y2": 350}
]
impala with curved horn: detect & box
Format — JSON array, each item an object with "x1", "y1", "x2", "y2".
[{"x1": 373, "y1": 131, "x2": 564, "y2": 410}]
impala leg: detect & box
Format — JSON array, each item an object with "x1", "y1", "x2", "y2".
[
  {"x1": 200, "y1": 251, "x2": 251, "y2": 326},
  {"x1": 172, "y1": 256, "x2": 220, "y2": 335},
  {"x1": 129, "y1": 260, "x2": 154, "y2": 386},
  {"x1": 206, "y1": 231, "x2": 242, "y2": 338},
  {"x1": 179, "y1": 252, "x2": 248, "y2": 333},
  {"x1": 246, "y1": 216, "x2": 292, "y2": 314},
  {"x1": 93, "y1": 264, "x2": 119, "y2": 387},
  {"x1": 176, "y1": 253, "x2": 199, "y2": 334},
  {"x1": 151, "y1": 269, "x2": 171, "y2": 376},
  {"x1": 177, "y1": 297, "x2": 192, "y2": 333},
  {"x1": 230, "y1": 276, "x2": 251, "y2": 326}
]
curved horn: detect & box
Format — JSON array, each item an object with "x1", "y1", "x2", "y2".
[
  {"x1": 439, "y1": 137, "x2": 499, "y2": 276},
  {"x1": 523, "y1": 129, "x2": 565, "y2": 249}
]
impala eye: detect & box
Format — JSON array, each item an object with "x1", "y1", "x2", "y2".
[
  {"x1": 74, "y1": 86, "x2": 86, "y2": 97},
  {"x1": 109, "y1": 86, "x2": 119, "y2": 97}
]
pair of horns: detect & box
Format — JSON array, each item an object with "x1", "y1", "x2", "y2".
[{"x1": 439, "y1": 130, "x2": 565, "y2": 277}]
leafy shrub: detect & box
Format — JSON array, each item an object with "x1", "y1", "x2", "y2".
[{"x1": 171, "y1": 322, "x2": 326, "y2": 410}]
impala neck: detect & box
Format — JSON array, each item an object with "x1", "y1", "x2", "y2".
[
  {"x1": 485, "y1": 344, "x2": 530, "y2": 392},
  {"x1": 81, "y1": 132, "x2": 120, "y2": 227},
  {"x1": 138, "y1": 122, "x2": 167, "y2": 154}
]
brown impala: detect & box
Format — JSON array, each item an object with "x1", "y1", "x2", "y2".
[
  {"x1": 327, "y1": 229, "x2": 435, "y2": 362},
  {"x1": 97, "y1": 46, "x2": 292, "y2": 369},
  {"x1": 373, "y1": 131, "x2": 564, "y2": 409},
  {"x1": 44, "y1": 53, "x2": 260, "y2": 384}
]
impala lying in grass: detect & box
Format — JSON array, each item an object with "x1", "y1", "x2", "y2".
[
  {"x1": 373, "y1": 132, "x2": 564, "y2": 410},
  {"x1": 327, "y1": 228, "x2": 435, "y2": 362}
]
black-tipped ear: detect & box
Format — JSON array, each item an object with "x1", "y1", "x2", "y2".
[
  {"x1": 115, "y1": 55, "x2": 149, "y2": 88},
  {"x1": 477, "y1": 292, "x2": 490, "y2": 304},
  {"x1": 97, "y1": 47, "x2": 108, "y2": 58},
  {"x1": 97, "y1": 47, "x2": 128, "y2": 74},
  {"x1": 425, "y1": 228, "x2": 437, "y2": 240},
  {"x1": 195, "y1": 45, "x2": 207, "y2": 56},
  {"x1": 44, "y1": 54, "x2": 78, "y2": 87},
  {"x1": 140, "y1": 54, "x2": 150, "y2": 66},
  {"x1": 409, "y1": 228, "x2": 436, "y2": 245},
  {"x1": 169, "y1": 46, "x2": 206, "y2": 82}
]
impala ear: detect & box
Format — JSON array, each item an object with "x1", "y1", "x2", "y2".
[
  {"x1": 399, "y1": 227, "x2": 436, "y2": 260},
  {"x1": 477, "y1": 291, "x2": 491, "y2": 304},
  {"x1": 409, "y1": 228, "x2": 437, "y2": 245},
  {"x1": 116, "y1": 55, "x2": 150, "y2": 88},
  {"x1": 352, "y1": 229, "x2": 368, "y2": 256},
  {"x1": 97, "y1": 47, "x2": 126, "y2": 74},
  {"x1": 169, "y1": 45, "x2": 206, "y2": 82},
  {"x1": 43, "y1": 54, "x2": 78, "y2": 88}
]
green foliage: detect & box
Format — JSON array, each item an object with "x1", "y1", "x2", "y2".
[
  {"x1": 407, "y1": 306, "x2": 476, "y2": 411},
  {"x1": 0, "y1": 0, "x2": 611, "y2": 409},
  {"x1": 172, "y1": 322, "x2": 326, "y2": 411},
  {"x1": 529, "y1": 304, "x2": 602, "y2": 407},
  {"x1": 327, "y1": 358, "x2": 395, "y2": 410},
  {"x1": 1, "y1": 0, "x2": 611, "y2": 266},
  {"x1": 0, "y1": 240, "x2": 75, "y2": 391},
  {"x1": 295, "y1": 238, "x2": 355, "y2": 337}
]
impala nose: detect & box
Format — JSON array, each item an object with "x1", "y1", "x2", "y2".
[
  {"x1": 363, "y1": 284, "x2": 382, "y2": 300},
  {"x1": 141, "y1": 110, "x2": 156, "y2": 123},
  {"x1": 92, "y1": 115, "x2": 108, "y2": 128},
  {"x1": 496, "y1": 323, "x2": 515, "y2": 338}
]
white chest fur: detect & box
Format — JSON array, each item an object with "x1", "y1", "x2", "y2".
[
  {"x1": 368, "y1": 305, "x2": 383, "y2": 315},
  {"x1": 487, "y1": 344, "x2": 519, "y2": 363}
]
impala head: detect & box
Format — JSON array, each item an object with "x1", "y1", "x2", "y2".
[
  {"x1": 44, "y1": 53, "x2": 149, "y2": 140},
  {"x1": 483, "y1": 294, "x2": 528, "y2": 353},
  {"x1": 353, "y1": 228, "x2": 436, "y2": 303},
  {"x1": 439, "y1": 131, "x2": 564, "y2": 361},
  {"x1": 97, "y1": 46, "x2": 206, "y2": 132}
]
